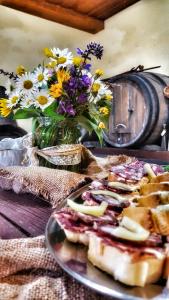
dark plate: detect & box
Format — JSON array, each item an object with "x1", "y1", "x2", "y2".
[{"x1": 45, "y1": 185, "x2": 169, "y2": 300}]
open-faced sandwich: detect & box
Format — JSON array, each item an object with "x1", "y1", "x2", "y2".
[{"x1": 54, "y1": 158, "x2": 169, "y2": 287}]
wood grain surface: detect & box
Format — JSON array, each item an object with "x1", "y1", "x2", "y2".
[{"x1": 0, "y1": 189, "x2": 53, "y2": 239}]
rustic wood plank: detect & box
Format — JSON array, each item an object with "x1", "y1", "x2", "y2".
[
  {"x1": 88, "y1": 0, "x2": 140, "y2": 20},
  {"x1": 0, "y1": 213, "x2": 26, "y2": 239},
  {"x1": 0, "y1": 190, "x2": 53, "y2": 237},
  {"x1": 1, "y1": 0, "x2": 104, "y2": 34},
  {"x1": 46, "y1": 0, "x2": 140, "y2": 20}
]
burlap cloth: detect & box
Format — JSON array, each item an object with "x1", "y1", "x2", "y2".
[{"x1": 0, "y1": 153, "x2": 133, "y2": 300}]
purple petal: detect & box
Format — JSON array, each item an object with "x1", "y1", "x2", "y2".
[{"x1": 76, "y1": 48, "x2": 84, "y2": 55}]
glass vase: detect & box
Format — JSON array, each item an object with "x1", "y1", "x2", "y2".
[{"x1": 33, "y1": 117, "x2": 81, "y2": 171}]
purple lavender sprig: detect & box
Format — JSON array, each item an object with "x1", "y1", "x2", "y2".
[
  {"x1": 81, "y1": 42, "x2": 104, "y2": 60},
  {"x1": 0, "y1": 69, "x2": 18, "y2": 80}
]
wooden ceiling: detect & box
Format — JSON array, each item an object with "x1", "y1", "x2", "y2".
[{"x1": 0, "y1": 0, "x2": 140, "y2": 33}]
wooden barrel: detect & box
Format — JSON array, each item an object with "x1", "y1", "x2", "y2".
[{"x1": 104, "y1": 72, "x2": 169, "y2": 148}]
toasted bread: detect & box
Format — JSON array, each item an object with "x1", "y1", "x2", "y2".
[
  {"x1": 88, "y1": 232, "x2": 165, "y2": 287},
  {"x1": 121, "y1": 207, "x2": 152, "y2": 231},
  {"x1": 151, "y1": 207, "x2": 169, "y2": 236},
  {"x1": 163, "y1": 244, "x2": 169, "y2": 280},
  {"x1": 140, "y1": 183, "x2": 169, "y2": 196},
  {"x1": 151, "y1": 172, "x2": 169, "y2": 183},
  {"x1": 55, "y1": 213, "x2": 89, "y2": 246},
  {"x1": 108, "y1": 173, "x2": 149, "y2": 186},
  {"x1": 63, "y1": 228, "x2": 89, "y2": 245},
  {"x1": 136, "y1": 192, "x2": 169, "y2": 208}
]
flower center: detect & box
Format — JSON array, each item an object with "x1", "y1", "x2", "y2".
[
  {"x1": 38, "y1": 74, "x2": 44, "y2": 82},
  {"x1": 92, "y1": 83, "x2": 100, "y2": 93},
  {"x1": 57, "y1": 57, "x2": 67, "y2": 64},
  {"x1": 37, "y1": 95, "x2": 48, "y2": 105},
  {"x1": 73, "y1": 57, "x2": 83, "y2": 66},
  {"x1": 11, "y1": 96, "x2": 18, "y2": 104},
  {"x1": 106, "y1": 94, "x2": 112, "y2": 101},
  {"x1": 23, "y1": 80, "x2": 33, "y2": 89}
]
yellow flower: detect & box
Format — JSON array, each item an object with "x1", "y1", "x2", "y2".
[
  {"x1": 105, "y1": 94, "x2": 113, "y2": 101},
  {"x1": 11, "y1": 96, "x2": 18, "y2": 104},
  {"x1": 57, "y1": 57, "x2": 67, "y2": 65},
  {"x1": 73, "y1": 56, "x2": 83, "y2": 66},
  {"x1": 16, "y1": 65, "x2": 26, "y2": 76},
  {"x1": 43, "y1": 48, "x2": 54, "y2": 58},
  {"x1": 50, "y1": 83, "x2": 62, "y2": 98},
  {"x1": 99, "y1": 107, "x2": 109, "y2": 115},
  {"x1": 95, "y1": 69, "x2": 104, "y2": 77},
  {"x1": 0, "y1": 99, "x2": 11, "y2": 117},
  {"x1": 57, "y1": 69, "x2": 70, "y2": 83},
  {"x1": 46, "y1": 61, "x2": 57, "y2": 68},
  {"x1": 92, "y1": 83, "x2": 101, "y2": 93},
  {"x1": 98, "y1": 122, "x2": 105, "y2": 129}
]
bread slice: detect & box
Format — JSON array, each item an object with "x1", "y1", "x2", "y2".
[
  {"x1": 163, "y1": 243, "x2": 169, "y2": 280},
  {"x1": 108, "y1": 173, "x2": 149, "y2": 186},
  {"x1": 88, "y1": 232, "x2": 165, "y2": 287},
  {"x1": 121, "y1": 207, "x2": 152, "y2": 231},
  {"x1": 151, "y1": 172, "x2": 169, "y2": 183},
  {"x1": 140, "y1": 183, "x2": 169, "y2": 195},
  {"x1": 136, "y1": 192, "x2": 169, "y2": 208},
  {"x1": 151, "y1": 207, "x2": 169, "y2": 236},
  {"x1": 62, "y1": 228, "x2": 89, "y2": 245},
  {"x1": 54, "y1": 212, "x2": 89, "y2": 246}
]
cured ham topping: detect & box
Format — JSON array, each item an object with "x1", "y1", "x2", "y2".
[
  {"x1": 90, "y1": 180, "x2": 105, "y2": 190},
  {"x1": 54, "y1": 206, "x2": 118, "y2": 233},
  {"x1": 95, "y1": 232, "x2": 163, "y2": 254},
  {"x1": 110, "y1": 160, "x2": 164, "y2": 182},
  {"x1": 96, "y1": 225, "x2": 162, "y2": 247}
]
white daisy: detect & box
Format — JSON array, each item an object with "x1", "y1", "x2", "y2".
[
  {"x1": 5, "y1": 79, "x2": 15, "y2": 96},
  {"x1": 16, "y1": 72, "x2": 38, "y2": 96},
  {"x1": 34, "y1": 90, "x2": 54, "y2": 110},
  {"x1": 7, "y1": 91, "x2": 20, "y2": 108},
  {"x1": 51, "y1": 48, "x2": 73, "y2": 68},
  {"x1": 20, "y1": 95, "x2": 34, "y2": 109},
  {"x1": 34, "y1": 66, "x2": 49, "y2": 87},
  {"x1": 90, "y1": 79, "x2": 112, "y2": 103},
  {"x1": 82, "y1": 69, "x2": 92, "y2": 78}
]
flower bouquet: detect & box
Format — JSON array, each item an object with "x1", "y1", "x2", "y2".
[
  {"x1": 0, "y1": 43, "x2": 112, "y2": 148},
  {"x1": 0, "y1": 42, "x2": 112, "y2": 151}
]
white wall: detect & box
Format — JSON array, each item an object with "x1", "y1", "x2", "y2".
[{"x1": 0, "y1": 0, "x2": 169, "y2": 131}]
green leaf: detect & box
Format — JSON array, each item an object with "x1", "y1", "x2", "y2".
[
  {"x1": 76, "y1": 115, "x2": 103, "y2": 146},
  {"x1": 76, "y1": 115, "x2": 93, "y2": 134},
  {"x1": 13, "y1": 108, "x2": 40, "y2": 119},
  {"x1": 43, "y1": 101, "x2": 65, "y2": 121},
  {"x1": 164, "y1": 165, "x2": 169, "y2": 172},
  {"x1": 87, "y1": 119, "x2": 103, "y2": 146}
]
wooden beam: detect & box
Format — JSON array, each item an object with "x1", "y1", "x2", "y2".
[
  {"x1": 0, "y1": 0, "x2": 104, "y2": 34},
  {"x1": 88, "y1": 0, "x2": 140, "y2": 20}
]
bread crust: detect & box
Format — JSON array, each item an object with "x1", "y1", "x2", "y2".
[{"x1": 88, "y1": 233, "x2": 165, "y2": 287}]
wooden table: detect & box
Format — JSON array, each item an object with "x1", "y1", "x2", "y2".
[
  {"x1": 0, "y1": 190, "x2": 53, "y2": 239},
  {"x1": 0, "y1": 148, "x2": 168, "y2": 240}
]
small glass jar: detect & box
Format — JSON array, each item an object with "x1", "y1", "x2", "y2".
[{"x1": 33, "y1": 117, "x2": 81, "y2": 170}]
